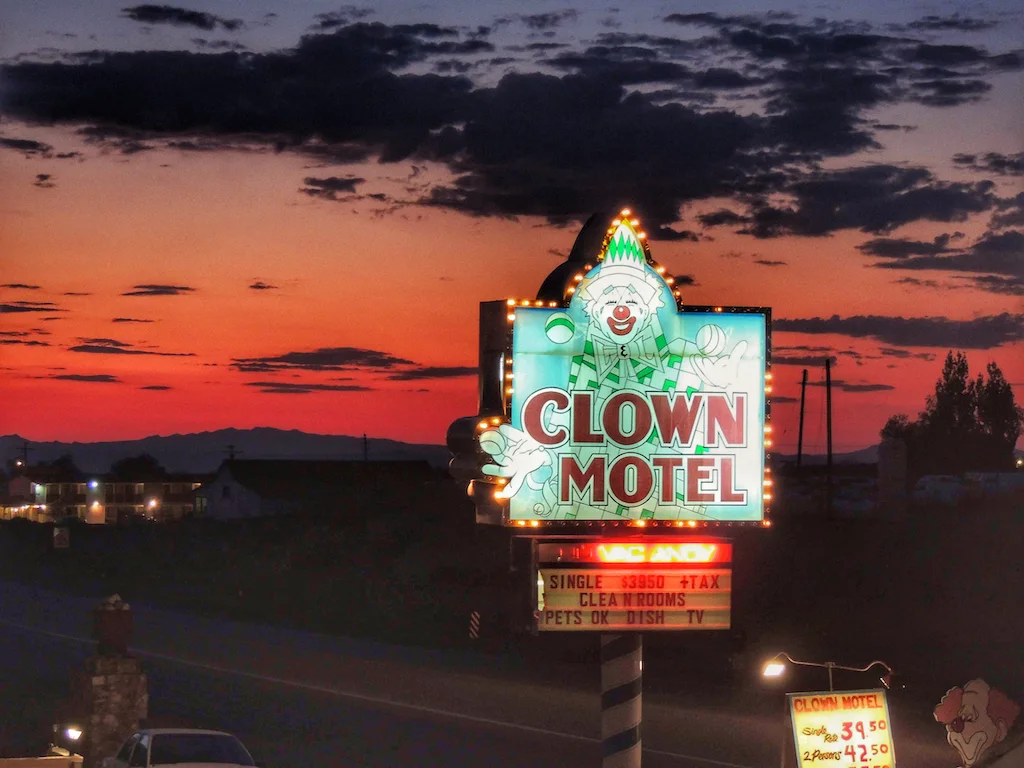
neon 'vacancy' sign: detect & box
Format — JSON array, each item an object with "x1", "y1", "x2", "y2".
[{"x1": 481, "y1": 213, "x2": 770, "y2": 525}]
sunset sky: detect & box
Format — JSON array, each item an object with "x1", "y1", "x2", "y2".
[{"x1": 1, "y1": 1, "x2": 1021, "y2": 454}]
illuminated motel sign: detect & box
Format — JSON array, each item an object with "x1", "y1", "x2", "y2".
[{"x1": 464, "y1": 211, "x2": 771, "y2": 526}]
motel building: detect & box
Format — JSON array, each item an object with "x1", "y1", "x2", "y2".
[{"x1": 1, "y1": 474, "x2": 203, "y2": 524}]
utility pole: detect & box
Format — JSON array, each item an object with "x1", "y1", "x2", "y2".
[
  {"x1": 797, "y1": 369, "x2": 808, "y2": 470},
  {"x1": 825, "y1": 358, "x2": 833, "y2": 519},
  {"x1": 11, "y1": 442, "x2": 31, "y2": 471},
  {"x1": 225, "y1": 444, "x2": 241, "y2": 460},
  {"x1": 363, "y1": 433, "x2": 369, "y2": 461}
]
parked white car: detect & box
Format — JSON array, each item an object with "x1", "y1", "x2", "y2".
[{"x1": 102, "y1": 729, "x2": 256, "y2": 768}]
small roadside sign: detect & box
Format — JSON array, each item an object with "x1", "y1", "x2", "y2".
[
  {"x1": 53, "y1": 526, "x2": 70, "y2": 550},
  {"x1": 788, "y1": 689, "x2": 896, "y2": 768}
]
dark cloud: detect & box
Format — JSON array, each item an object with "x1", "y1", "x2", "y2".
[
  {"x1": 879, "y1": 347, "x2": 936, "y2": 361},
  {"x1": 871, "y1": 229, "x2": 1023, "y2": 278},
  {"x1": 543, "y1": 46, "x2": 689, "y2": 86},
  {"x1": 992, "y1": 193, "x2": 1024, "y2": 230},
  {"x1": 953, "y1": 151, "x2": 1024, "y2": 177},
  {"x1": 2, "y1": 24, "x2": 478, "y2": 164},
  {"x1": 388, "y1": 366, "x2": 477, "y2": 380},
  {"x1": 693, "y1": 68, "x2": 759, "y2": 89},
  {"x1": 312, "y1": 7, "x2": 375, "y2": 30},
  {"x1": 742, "y1": 165, "x2": 997, "y2": 238},
  {"x1": 656, "y1": 227, "x2": 700, "y2": 242},
  {"x1": 774, "y1": 313, "x2": 1023, "y2": 349},
  {"x1": 122, "y1": 284, "x2": 196, "y2": 296},
  {"x1": 908, "y1": 44, "x2": 987, "y2": 66},
  {"x1": 68, "y1": 341, "x2": 194, "y2": 356},
  {"x1": 775, "y1": 344, "x2": 836, "y2": 353},
  {"x1": 0, "y1": 137, "x2": 53, "y2": 156},
  {"x1": 231, "y1": 346, "x2": 414, "y2": 373},
  {"x1": 190, "y1": 39, "x2": 248, "y2": 52},
  {"x1": 112, "y1": 317, "x2": 154, "y2": 323},
  {"x1": 1, "y1": 15, "x2": 1018, "y2": 235},
  {"x1": 245, "y1": 381, "x2": 373, "y2": 394},
  {"x1": 912, "y1": 78, "x2": 990, "y2": 107},
  {"x1": 773, "y1": 354, "x2": 837, "y2": 366},
  {"x1": 498, "y1": 11, "x2": 578, "y2": 31},
  {"x1": 140, "y1": 385, "x2": 172, "y2": 390},
  {"x1": 122, "y1": 5, "x2": 243, "y2": 32},
  {"x1": 34, "y1": 173, "x2": 55, "y2": 189},
  {"x1": 0, "y1": 301, "x2": 64, "y2": 313},
  {"x1": 699, "y1": 209, "x2": 750, "y2": 227},
  {"x1": 52, "y1": 374, "x2": 121, "y2": 383},
  {"x1": 753, "y1": 258, "x2": 787, "y2": 267},
  {"x1": 301, "y1": 176, "x2": 365, "y2": 200},
  {"x1": 249, "y1": 281, "x2": 279, "y2": 291},
  {"x1": 808, "y1": 380, "x2": 895, "y2": 392},
  {"x1": 904, "y1": 15, "x2": 997, "y2": 32},
  {"x1": 421, "y1": 72, "x2": 763, "y2": 232},
  {"x1": 435, "y1": 60, "x2": 474, "y2": 75},
  {"x1": 63, "y1": 291, "x2": 92, "y2": 296},
  {"x1": 78, "y1": 126, "x2": 155, "y2": 155},
  {"x1": 672, "y1": 274, "x2": 698, "y2": 287},
  {"x1": 893, "y1": 276, "x2": 941, "y2": 289},
  {"x1": 167, "y1": 138, "x2": 250, "y2": 152},
  {"x1": 1, "y1": 283, "x2": 42, "y2": 290},
  {"x1": 0, "y1": 339, "x2": 50, "y2": 346},
  {"x1": 78, "y1": 337, "x2": 131, "y2": 347},
  {"x1": 955, "y1": 275, "x2": 1024, "y2": 296},
  {"x1": 857, "y1": 234, "x2": 956, "y2": 258},
  {"x1": 524, "y1": 11, "x2": 578, "y2": 30}
]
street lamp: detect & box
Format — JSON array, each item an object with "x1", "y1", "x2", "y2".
[{"x1": 762, "y1": 651, "x2": 893, "y2": 692}]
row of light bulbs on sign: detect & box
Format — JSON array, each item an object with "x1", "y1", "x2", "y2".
[
  {"x1": 485, "y1": 208, "x2": 772, "y2": 528},
  {"x1": 508, "y1": 518, "x2": 774, "y2": 528}
]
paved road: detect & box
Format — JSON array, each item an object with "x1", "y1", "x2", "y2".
[{"x1": 0, "y1": 583, "x2": 953, "y2": 768}]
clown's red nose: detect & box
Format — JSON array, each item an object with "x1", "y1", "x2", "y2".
[
  {"x1": 951, "y1": 717, "x2": 965, "y2": 734},
  {"x1": 613, "y1": 305, "x2": 631, "y2": 320}
]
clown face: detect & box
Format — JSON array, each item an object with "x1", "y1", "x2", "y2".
[
  {"x1": 589, "y1": 284, "x2": 653, "y2": 345},
  {"x1": 946, "y1": 682, "x2": 1006, "y2": 767}
]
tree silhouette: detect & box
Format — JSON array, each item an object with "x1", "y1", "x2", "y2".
[
  {"x1": 109, "y1": 453, "x2": 168, "y2": 481},
  {"x1": 881, "y1": 351, "x2": 1022, "y2": 475},
  {"x1": 975, "y1": 362, "x2": 1024, "y2": 470},
  {"x1": 47, "y1": 454, "x2": 81, "y2": 481}
]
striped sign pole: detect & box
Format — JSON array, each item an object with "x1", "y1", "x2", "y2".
[{"x1": 601, "y1": 633, "x2": 642, "y2": 768}]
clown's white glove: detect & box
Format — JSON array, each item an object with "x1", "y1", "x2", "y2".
[
  {"x1": 693, "y1": 339, "x2": 747, "y2": 390},
  {"x1": 480, "y1": 423, "x2": 553, "y2": 499}
]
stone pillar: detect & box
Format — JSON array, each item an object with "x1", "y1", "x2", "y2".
[{"x1": 70, "y1": 597, "x2": 148, "y2": 768}]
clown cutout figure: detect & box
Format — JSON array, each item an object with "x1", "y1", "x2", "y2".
[
  {"x1": 481, "y1": 215, "x2": 767, "y2": 523},
  {"x1": 934, "y1": 680, "x2": 1020, "y2": 767}
]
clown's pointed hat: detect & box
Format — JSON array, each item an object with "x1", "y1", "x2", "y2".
[{"x1": 603, "y1": 219, "x2": 647, "y2": 267}]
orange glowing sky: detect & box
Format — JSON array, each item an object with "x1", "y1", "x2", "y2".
[{"x1": 1, "y1": 2, "x2": 1021, "y2": 454}]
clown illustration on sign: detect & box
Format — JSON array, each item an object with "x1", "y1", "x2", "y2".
[
  {"x1": 934, "y1": 680, "x2": 1020, "y2": 767},
  {"x1": 481, "y1": 214, "x2": 767, "y2": 523}
]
